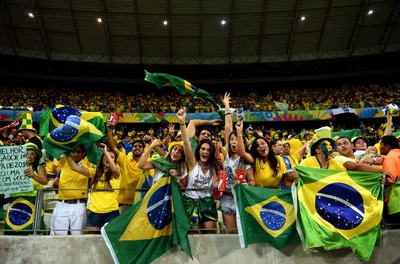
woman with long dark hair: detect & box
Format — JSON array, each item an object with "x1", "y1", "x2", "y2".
[
  {"x1": 249, "y1": 136, "x2": 295, "y2": 188},
  {"x1": 176, "y1": 107, "x2": 219, "y2": 233},
  {"x1": 219, "y1": 93, "x2": 256, "y2": 233}
]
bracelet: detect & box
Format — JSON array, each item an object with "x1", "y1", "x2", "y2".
[
  {"x1": 180, "y1": 123, "x2": 185, "y2": 126},
  {"x1": 225, "y1": 113, "x2": 231, "y2": 116}
]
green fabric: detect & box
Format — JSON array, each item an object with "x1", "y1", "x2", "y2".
[
  {"x1": 101, "y1": 174, "x2": 192, "y2": 264},
  {"x1": 144, "y1": 70, "x2": 220, "y2": 110},
  {"x1": 295, "y1": 166, "x2": 383, "y2": 261},
  {"x1": 43, "y1": 116, "x2": 103, "y2": 164},
  {"x1": 182, "y1": 195, "x2": 217, "y2": 229},
  {"x1": 331, "y1": 129, "x2": 361, "y2": 139},
  {"x1": 385, "y1": 183, "x2": 400, "y2": 215},
  {"x1": 234, "y1": 184, "x2": 299, "y2": 250},
  {"x1": 150, "y1": 156, "x2": 177, "y2": 172},
  {"x1": 189, "y1": 136, "x2": 198, "y2": 153}
]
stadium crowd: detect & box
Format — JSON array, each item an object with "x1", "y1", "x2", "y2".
[
  {"x1": 1, "y1": 82, "x2": 399, "y2": 113},
  {"x1": 0, "y1": 85, "x2": 400, "y2": 237}
]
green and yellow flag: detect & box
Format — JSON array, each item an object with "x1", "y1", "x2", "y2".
[
  {"x1": 39, "y1": 105, "x2": 105, "y2": 138},
  {"x1": 295, "y1": 166, "x2": 383, "y2": 261},
  {"x1": 144, "y1": 70, "x2": 220, "y2": 110},
  {"x1": 102, "y1": 174, "x2": 192, "y2": 264},
  {"x1": 234, "y1": 184, "x2": 299, "y2": 250},
  {"x1": 43, "y1": 115, "x2": 104, "y2": 164}
]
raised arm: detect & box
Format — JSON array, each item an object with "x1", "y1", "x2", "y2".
[
  {"x1": 66, "y1": 154, "x2": 90, "y2": 177},
  {"x1": 162, "y1": 124, "x2": 176, "y2": 149},
  {"x1": 383, "y1": 113, "x2": 393, "y2": 136},
  {"x1": 101, "y1": 143, "x2": 120, "y2": 178},
  {"x1": 138, "y1": 139, "x2": 161, "y2": 170},
  {"x1": 187, "y1": 119, "x2": 222, "y2": 139},
  {"x1": 177, "y1": 107, "x2": 197, "y2": 171},
  {"x1": 144, "y1": 134, "x2": 166, "y2": 157},
  {"x1": 106, "y1": 121, "x2": 120, "y2": 159},
  {"x1": 223, "y1": 92, "x2": 233, "y2": 148},
  {"x1": 235, "y1": 121, "x2": 254, "y2": 164}
]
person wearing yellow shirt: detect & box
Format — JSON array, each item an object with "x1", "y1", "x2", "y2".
[
  {"x1": 106, "y1": 122, "x2": 164, "y2": 214},
  {"x1": 50, "y1": 145, "x2": 94, "y2": 235},
  {"x1": 66, "y1": 143, "x2": 120, "y2": 234},
  {"x1": 300, "y1": 138, "x2": 345, "y2": 170}
]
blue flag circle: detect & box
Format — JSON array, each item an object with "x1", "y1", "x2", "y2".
[
  {"x1": 8, "y1": 202, "x2": 32, "y2": 226},
  {"x1": 147, "y1": 184, "x2": 172, "y2": 230},
  {"x1": 260, "y1": 201, "x2": 287, "y2": 231},
  {"x1": 316, "y1": 183, "x2": 364, "y2": 230}
]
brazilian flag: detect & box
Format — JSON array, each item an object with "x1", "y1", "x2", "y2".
[
  {"x1": 101, "y1": 174, "x2": 192, "y2": 264},
  {"x1": 295, "y1": 166, "x2": 383, "y2": 261},
  {"x1": 234, "y1": 184, "x2": 299, "y2": 250},
  {"x1": 4, "y1": 196, "x2": 45, "y2": 235},
  {"x1": 144, "y1": 70, "x2": 221, "y2": 111},
  {"x1": 43, "y1": 115, "x2": 104, "y2": 164},
  {"x1": 39, "y1": 105, "x2": 105, "y2": 138}
]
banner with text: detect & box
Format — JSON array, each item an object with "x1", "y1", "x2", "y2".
[{"x1": 0, "y1": 145, "x2": 32, "y2": 194}]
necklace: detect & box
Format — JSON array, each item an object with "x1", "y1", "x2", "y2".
[{"x1": 199, "y1": 162, "x2": 209, "y2": 170}]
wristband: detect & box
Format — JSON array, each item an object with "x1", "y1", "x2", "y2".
[
  {"x1": 225, "y1": 113, "x2": 231, "y2": 116},
  {"x1": 180, "y1": 123, "x2": 185, "y2": 126}
]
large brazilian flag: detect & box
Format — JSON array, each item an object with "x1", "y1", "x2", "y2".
[
  {"x1": 295, "y1": 166, "x2": 383, "y2": 261},
  {"x1": 101, "y1": 174, "x2": 192, "y2": 264},
  {"x1": 43, "y1": 115, "x2": 104, "y2": 164},
  {"x1": 234, "y1": 184, "x2": 299, "y2": 250},
  {"x1": 39, "y1": 105, "x2": 105, "y2": 137}
]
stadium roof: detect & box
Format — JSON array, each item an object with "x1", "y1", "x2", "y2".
[{"x1": 1, "y1": 0, "x2": 400, "y2": 66}]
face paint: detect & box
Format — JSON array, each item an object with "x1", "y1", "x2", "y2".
[{"x1": 319, "y1": 140, "x2": 332, "y2": 160}]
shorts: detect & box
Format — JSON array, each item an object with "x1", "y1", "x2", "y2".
[
  {"x1": 86, "y1": 210, "x2": 119, "y2": 227},
  {"x1": 218, "y1": 192, "x2": 236, "y2": 215}
]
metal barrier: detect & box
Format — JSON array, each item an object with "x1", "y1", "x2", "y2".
[{"x1": 2, "y1": 185, "x2": 400, "y2": 235}]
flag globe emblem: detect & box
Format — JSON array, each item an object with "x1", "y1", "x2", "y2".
[
  {"x1": 383, "y1": 103, "x2": 399, "y2": 115},
  {"x1": 316, "y1": 183, "x2": 364, "y2": 230},
  {"x1": 147, "y1": 184, "x2": 172, "y2": 230},
  {"x1": 260, "y1": 202, "x2": 287, "y2": 230},
  {"x1": 53, "y1": 106, "x2": 81, "y2": 124},
  {"x1": 49, "y1": 116, "x2": 80, "y2": 142},
  {"x1": 298, "y1": 171, "x2": 383, "y2": 240},
  {"x1": 245, "y1": 195, "x2": 295, "y2": 238},
  {"x1": 6, "y1": 197, "x2": 36, "y2": 230}
]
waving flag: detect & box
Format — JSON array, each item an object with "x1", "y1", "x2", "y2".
[
  {"x1": 144, "y1": 70, "x2": 220, "y2": 111},
  {"x1": 102, "y1": 174, "x2": 192, "y2": 264},
  {"x1": 43, "y1": 115, "x2": 104, "y2": 164},
  {"x1": 234, "y1": 184, "x2": 299, "y2": 250},
  {"x1": 39, "y1": 105, "x2": 105, "y2": 137},
  {"x1": 274, "y1": 101, "x2": 289, "y2": 112},
  {"x1": 295, "y1": 166, "x2": 383, "y2": 261}
]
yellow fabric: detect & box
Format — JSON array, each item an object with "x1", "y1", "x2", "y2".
[
  {"x1": 289, "y1": 138, "x2": 303, "y2": 154},
  {"x1": 254, "y1": 156, "x2": 287, "y2": 188},
  {"x1": 45, "y1": 159, "x2": 57, "y2": 175},
  {"x1": 58, "y1": 156, "x2": 92, "y2": 200},
  {"x1": 87, "y1": 168, "x2": 120, "y2": 213},
  {"x1": 284, "y1": 152, "x2": 301, "y2": 167},
  {"x1": 116, "y1": 152, "x2": 153, "y2": 205},
  {"x1": 299, "y1": 156, "x2": 346, "y2": 170}
]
